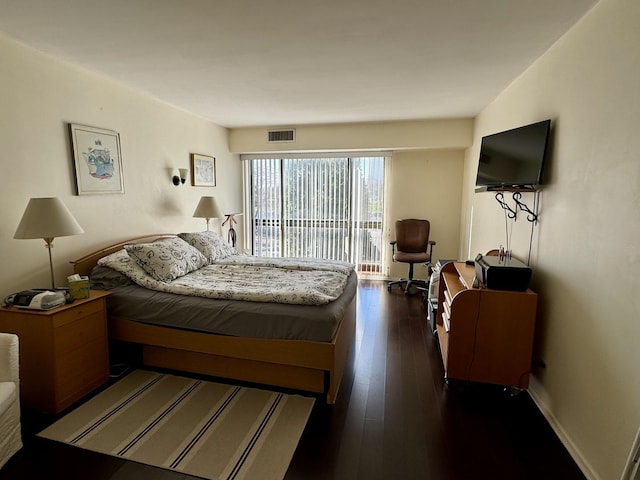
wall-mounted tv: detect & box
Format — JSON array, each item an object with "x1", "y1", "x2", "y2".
[{"x1": 475, "y1": 119, "x2": 551, "y2": 190}]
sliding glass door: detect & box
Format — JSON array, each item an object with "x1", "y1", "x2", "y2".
[{"x1": 247, "y1": 155, "x2": 385, "y2": 274}]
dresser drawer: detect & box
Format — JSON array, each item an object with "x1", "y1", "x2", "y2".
[
  {"x1": 55, "y1": 337, "x2": 109, "y2": 409},
  {"x1": 54, "y1": 312, "x2": 106, "y2": 353},
  {"x1": 52, "y1": 299, "x2": 104, "y2": 328}
]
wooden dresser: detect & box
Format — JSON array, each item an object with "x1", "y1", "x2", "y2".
[{"x1": 0, "y1": 290, "x2": 110, "y2": 413}]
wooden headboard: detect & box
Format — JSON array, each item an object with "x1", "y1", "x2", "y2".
[{"x1": 69, "y1": 234, "x2": 175, "y2": 276}]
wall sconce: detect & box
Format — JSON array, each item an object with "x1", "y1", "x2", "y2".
[{"x1": 172, "y1": 168, "x2": 189, "y2": 186}]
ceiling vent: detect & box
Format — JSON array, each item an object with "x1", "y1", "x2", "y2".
[{"x1": 267, "y1": 129, "x2": 295, "y2": 143}]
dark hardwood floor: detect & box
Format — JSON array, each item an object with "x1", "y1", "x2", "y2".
[{"x1": 1, "y1": 280, "x2": 585, "y2": 480}]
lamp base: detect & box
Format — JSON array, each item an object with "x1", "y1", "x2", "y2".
[{"x1": 45, "y1": 239, "x2": 56, "y2": 290}]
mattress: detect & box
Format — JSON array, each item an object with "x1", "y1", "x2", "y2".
[{"x1": 95, "y1": 270, "x2": 357, "y2": 343}]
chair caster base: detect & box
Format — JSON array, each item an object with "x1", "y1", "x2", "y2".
[{"x1": 387, "y1": 279, "x2": 429, "y2": 296}]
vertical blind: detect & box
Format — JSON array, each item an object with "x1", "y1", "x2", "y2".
[{"x1": 246, "y1": 155, "x2": 385, "y2": 274}]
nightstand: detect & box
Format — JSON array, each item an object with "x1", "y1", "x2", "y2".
[{"x1": 0, "y1": 290, "x2": 110, "y2": 413}]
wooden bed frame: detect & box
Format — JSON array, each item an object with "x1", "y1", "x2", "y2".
[{"x1": 70, "y1": 234, "x2": 356, "y2": 404}]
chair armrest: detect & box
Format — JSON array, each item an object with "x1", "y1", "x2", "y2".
[
  {"x1": 0, "y1": 333, "x2": 19, "y2": 384},
  {"x1": 427, "y1": 240, "x2": 436, "y2": 259}
]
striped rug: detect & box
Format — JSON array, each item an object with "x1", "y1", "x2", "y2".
[{"x1": 39, "y1": 370, "x2": 315, "y2": 480}]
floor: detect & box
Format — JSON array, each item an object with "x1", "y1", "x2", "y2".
[{"x1": 1, "y1": 280, "x2": 586, "y2": 480}]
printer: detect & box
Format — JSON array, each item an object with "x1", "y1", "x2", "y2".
[{"x1": 474, "y1": 254, "x2": 532, "y2": 291}]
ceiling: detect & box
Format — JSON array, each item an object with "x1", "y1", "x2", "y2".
[{"x1": 0, "y1": 0, "x2": 597, "y2": 128}]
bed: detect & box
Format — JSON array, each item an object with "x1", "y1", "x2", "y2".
[{"x1": 70, "y1": 234, "x2": 356, "y2": 404}]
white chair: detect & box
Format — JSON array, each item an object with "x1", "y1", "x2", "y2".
[{"x1": 0, "y1": 333, "x2": 22, "y2": 469}]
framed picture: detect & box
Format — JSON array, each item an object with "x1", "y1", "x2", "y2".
[
  {"x1": 69, "y1": 123, "x2": 125, "y2": 195},
  {"x1": 190, "y1": 153, "x2": 216, "y2": 187}
]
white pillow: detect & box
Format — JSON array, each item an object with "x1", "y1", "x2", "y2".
[
  {"x1": 178, "y1": 231, "x2": 238, "y2": 262},
  {"x1": 97, "y1": 249, "x2": 151, "y2": 283},
  {"x1": 124, "y1": 237, "x2": 208, "y2": 282}
]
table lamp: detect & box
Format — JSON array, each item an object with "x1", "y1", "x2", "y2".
[
  {"x1": 14, "y1": 197, "x2": 84, "y2": 289},
  {"x1": 192, "y1": 196, "x2": 219, "y2": 231}
]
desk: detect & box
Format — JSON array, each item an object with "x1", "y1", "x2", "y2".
[{"x1": 436, "y1": 262, "x2": 537, "y2": 388}]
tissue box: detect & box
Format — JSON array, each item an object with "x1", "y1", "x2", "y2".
[{"x1": 69, "y1": 277, "x2": 90, "y2": 299}]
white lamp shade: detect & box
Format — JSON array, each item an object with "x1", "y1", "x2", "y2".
[
  {"x1": 14, "y1": 197, "x2": 84, "y2": 240},
  {"x1": 193, "y1": 196, "x2": 219, "y2": 219}
]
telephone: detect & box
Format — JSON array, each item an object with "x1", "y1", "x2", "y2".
[{"x1": 3, "y1": 290, "x2": 66, "y2": 310}]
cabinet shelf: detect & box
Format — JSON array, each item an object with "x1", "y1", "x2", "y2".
[
  {"x1": 441, "y1": 309, "x2": 451, "y2": 333},
  {"x1": 442, "y1": 271, "x2": 464, "y2": 298}
]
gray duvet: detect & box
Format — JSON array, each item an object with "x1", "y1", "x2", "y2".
[{"x1": 94, "y1": 268, "x2": 357, "y2": 342}]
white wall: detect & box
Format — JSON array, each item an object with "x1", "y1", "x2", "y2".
[
  {"x1": 386, "y1": 150, "x2": 463, "y2": 281},
  {"x1": 229, "y1": 118, "x2": 473, "y2": 153},
  {"x1": 0, "y1": 34, "x2": 242, "y2": 296},
  {"x1": 460, "y1": 0, "x2": 640, "y2": 478}
]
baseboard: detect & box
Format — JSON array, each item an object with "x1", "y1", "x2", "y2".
[{"x1": 528, "y1": 381, "x2": 600, "y2": 480}]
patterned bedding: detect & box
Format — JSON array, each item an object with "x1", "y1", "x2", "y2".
[{"x1": 98, "y1": 248, "x2": 354, "y2": 306}]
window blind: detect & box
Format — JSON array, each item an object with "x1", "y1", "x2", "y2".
[{"x1": 247, "y1": 155, "x2": 385, "y2": 274}]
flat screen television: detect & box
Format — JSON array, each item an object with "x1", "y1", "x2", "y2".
[{"x1": 475, "y1": 119, "x2": 551, "y2": 190}]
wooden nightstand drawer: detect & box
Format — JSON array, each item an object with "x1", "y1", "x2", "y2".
[
  {"x1": 52, "y1": 299, "x2": 104, "y2": 328},
  {"x1": 55, "y1": 337, "x2": 109, "y2": 408},
  {"x1": 54, "y1": 311, "x2": 106, "y2": 352}
]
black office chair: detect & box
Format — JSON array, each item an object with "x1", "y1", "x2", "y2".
[{"x1": 387, "y1": 219, "x2": 436, "y2": 294}]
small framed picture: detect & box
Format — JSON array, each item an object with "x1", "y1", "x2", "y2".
[
  {"x1": 69, "y1": 123, "x2": 125, "y2": 195},
  {"x1": 190, "y1": 153, "x2": 216, "y2": 187}
]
